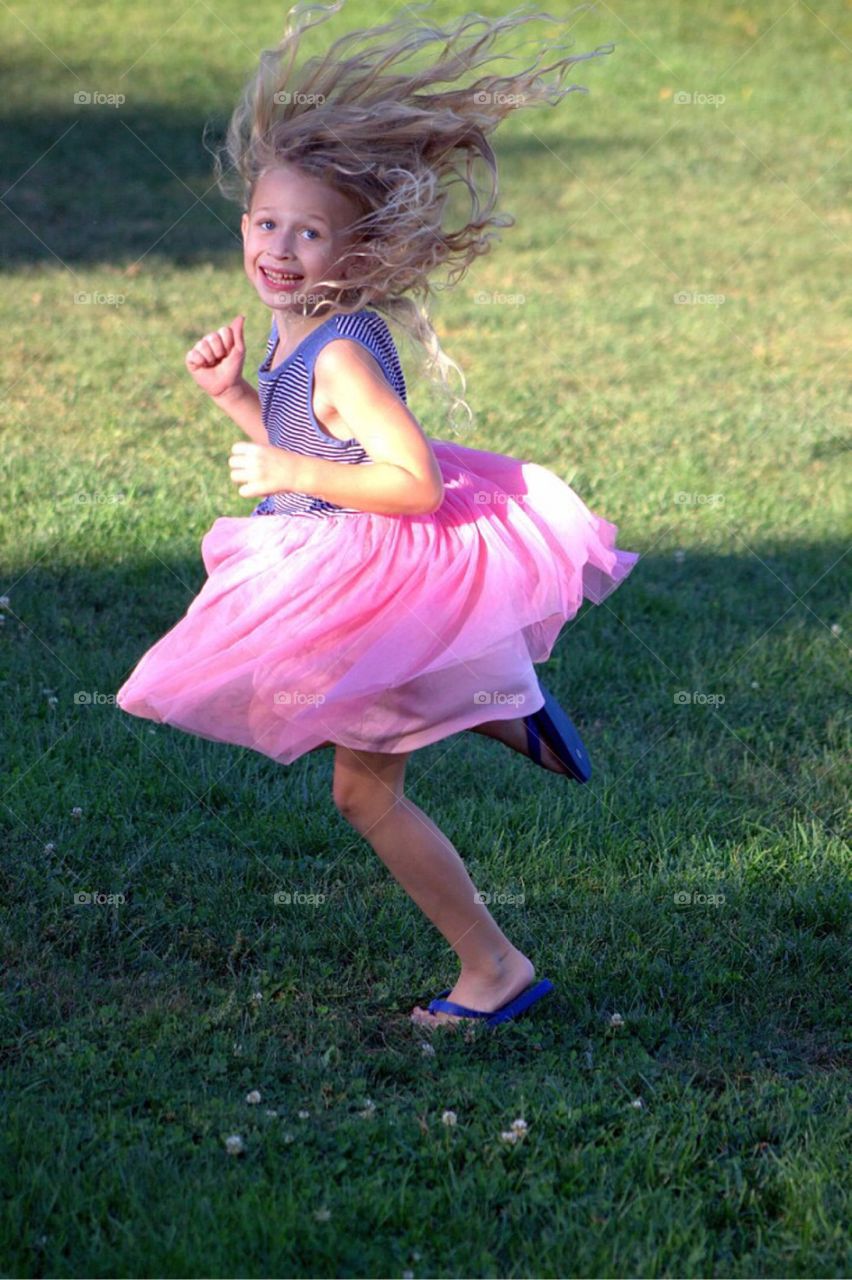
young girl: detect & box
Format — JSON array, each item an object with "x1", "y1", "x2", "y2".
[{"x1": 116, "y1": 2, "x2": 639, "y2": 1030}]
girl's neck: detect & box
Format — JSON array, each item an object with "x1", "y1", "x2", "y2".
[{"x1": 273, "y1": 306, "x2": 339, "y2": 349}]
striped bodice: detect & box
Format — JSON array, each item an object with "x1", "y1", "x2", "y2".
[{"x1": 251, "y1": 308, "x2": 407, "y2": 518}]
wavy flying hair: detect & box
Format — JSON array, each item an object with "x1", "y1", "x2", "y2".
[{"x1": 210, "y1": 1, "x2": 614, "y2": 432}]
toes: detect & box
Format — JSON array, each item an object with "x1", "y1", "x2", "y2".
[{"x1": 410, "y1": 1005, "x2": 463, "y2": 1029}]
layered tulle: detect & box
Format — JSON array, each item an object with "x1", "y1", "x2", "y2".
[{"x1": 115, "y1": 439, "x2": 639, "y2": 762}]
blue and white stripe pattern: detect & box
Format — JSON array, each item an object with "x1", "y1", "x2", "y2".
[{"x1": 251, "y1": 308, "x2": 408, "y2": 518}]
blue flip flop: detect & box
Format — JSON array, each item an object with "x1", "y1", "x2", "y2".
[
  {"x1": 424, "y1": 978, "x2": 555, "y2": 1026},
  {"x1": 524, "y1": 682, "x2": 592, "y2": 784}
]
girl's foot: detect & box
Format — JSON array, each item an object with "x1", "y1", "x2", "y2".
[
  {"x1": 469, "y1": 715, "x2": 573, "y2": 776},
  {"x1": 410, "y1": 947, "x2": 535, "y2": 1029}
]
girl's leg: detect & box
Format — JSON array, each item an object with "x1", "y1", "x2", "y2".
[{"x1": 332, "y1": 744, "x2": 536, "y2": 1027}]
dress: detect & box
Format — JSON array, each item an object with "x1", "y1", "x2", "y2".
[{"x1": 115, "y1": 308, "x2": 640, "y2": 762}]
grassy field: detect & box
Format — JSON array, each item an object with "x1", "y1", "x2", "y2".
[{"x1": 1, "y1": 1, "x2": 849, "y2": 1276}]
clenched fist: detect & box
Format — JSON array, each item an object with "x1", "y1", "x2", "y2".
[{"x1": 185, "y1": 315, "x2": 246, "y2": 398}]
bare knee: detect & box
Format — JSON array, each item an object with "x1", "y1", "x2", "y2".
[
  {"x1": 332, "y1": 745, "x2": 409, "y2": 829},
  {"x1": 332, "y1": 773, "x2": 405, "y2": 828},
  {"x1": 333, "y1": 783, "x2": 401, "y2": 830}
]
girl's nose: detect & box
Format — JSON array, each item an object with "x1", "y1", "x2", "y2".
[{"x1": 270, "y1": 233, "x2": 299, "y2": 261}]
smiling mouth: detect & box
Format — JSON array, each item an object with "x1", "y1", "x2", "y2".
[{"x1": 260, "y1": 265, "x2": 304, "y2": 287}]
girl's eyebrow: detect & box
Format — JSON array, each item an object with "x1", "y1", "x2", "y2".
[{"x1": 252, "y1": 207, "x2": 330, "y2": 225}]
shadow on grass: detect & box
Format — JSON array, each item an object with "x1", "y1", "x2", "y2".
[{"x1": 2, "y1": 536, "x2": 848, "y2": 1180}]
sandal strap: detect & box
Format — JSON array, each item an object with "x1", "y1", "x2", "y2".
[
  {"x1": 427, "y1": 997, "x2": 490, "y2": 1018},
  {"x1": 524, "y1": 717, "x2": 543, "y2": 764}
]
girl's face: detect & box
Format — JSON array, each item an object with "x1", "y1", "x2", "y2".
[{"x1": 241, "y1": 164, "x2": 362, "y2": 312}]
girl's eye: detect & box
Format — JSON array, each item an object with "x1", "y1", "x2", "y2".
[{"x1": 256, "y1": 221, "x2": 320, "y2": 239}]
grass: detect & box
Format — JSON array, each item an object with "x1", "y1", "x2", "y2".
[{"x1": 1, "y1": 0, "x2": 850, "y2": 1276}]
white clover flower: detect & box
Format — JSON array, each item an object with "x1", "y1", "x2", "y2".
[
  {"x1": 71, "y1": 806, "x2": 83, "y2": 818},
  {"x1": 44, "y1": 843, "x2": 55, "y2": 853},
  {"x1": 245, "y1": 1089, "x2": 261, "y2": 1105},
  {"x1": 224, "y1": 1134, "x2": 245, "y2": 1155},
  {"x1": 441, "y1": 1110, "x2": 457, "y2": 1126},
  {"x1": 499, "y1": 1129, "x2": 519, "y2": 1144},
  {"x1": 631, "y1": 1097, "x2": 644, "y2": 1109},
  {"x1": 609, "y1": 1012, "x2": 625, "y2": 1028},
  {"x1": 250, "y1": 991, "x2": 263, "y2": 1003},
  {"x1": 47, "y1": 696, "x2": 58, "y2": 706},
  {"x1": 0, "y1": 596, "x2": 10, "y2": 608},
  {"x1": 420, "y1": 1040, "x2": 435, "y2": 1056},
  {"x1": 510, "y1": 1118, "x2": 528, "y2": 1134},
  {"x1": 297, "y1": 1109, "x2": 310, "y2": 1119},
  {"x1": 831, "y1": 623, "x2": 841, "y2": 636},
  {"x1": 313, "y1": 1207, "x2": 331, "y2": 1222},
  {"x1": 264, "y1": 1109, "x2": 278, "y2": 1118},
  {"x1": 358, "y1": 1099, "x2": 377, "y2": 1118}
]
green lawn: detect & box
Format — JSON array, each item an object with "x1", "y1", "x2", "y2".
[{"x1": 1, "y1": 1, "x2": 849, "y2": 1276}]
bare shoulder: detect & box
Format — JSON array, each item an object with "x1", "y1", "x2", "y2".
[{"x1": 314, "y1": 337, "x2": 387, "y2": 387}]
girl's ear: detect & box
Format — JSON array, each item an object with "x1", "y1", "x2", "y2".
[{"x1": 241, "y1": 211, "x2": 249, "y2": 239}]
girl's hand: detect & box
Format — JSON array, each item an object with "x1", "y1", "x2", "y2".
[
  {"x1": 229, "y1": 442, "x2": 296, "y2": 499},
  {"x1": 185, "y1": 315, "x2": 246, "y2": 398}
]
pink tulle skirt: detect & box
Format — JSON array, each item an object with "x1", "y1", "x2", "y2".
[{"x1": 115, "y1": 439, "x2": 639, "y2": 763}]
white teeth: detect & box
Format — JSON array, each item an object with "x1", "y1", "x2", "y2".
[{"x1": 262, "y1": 267, "x2": 302, "y2": 282}]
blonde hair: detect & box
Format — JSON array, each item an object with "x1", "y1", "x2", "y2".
[{"x1": 209, "y1": 1, "x2": 613, "y2": 433}]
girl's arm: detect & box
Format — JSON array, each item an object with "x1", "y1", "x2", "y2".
[
  {"x1": 289, "y1": 450, "x2": 442, "y2": 516},
  {"x1": 212, "y1": 378, "x2": 268, "y2": 446},
  {"x1": 282, "y1": 339, "x2": 444, "y2": 516}
]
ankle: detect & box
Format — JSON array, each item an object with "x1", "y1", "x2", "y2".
[{"x1": 462, "y1": 944, "x2": 525, "y2": 980}]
